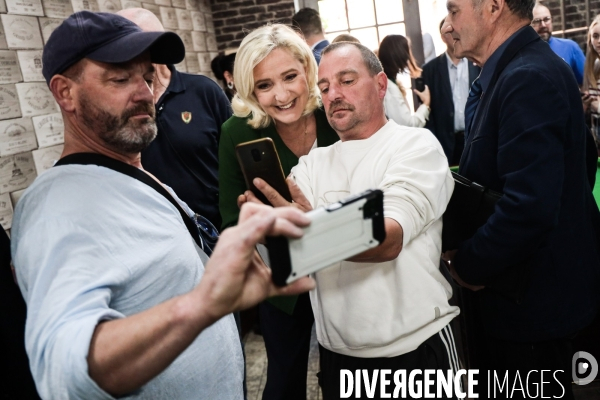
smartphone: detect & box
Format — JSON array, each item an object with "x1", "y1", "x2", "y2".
[
  {"x1": 414, "y1": 77, "x2": 425, "y2": 92},
  {"x1": 236, "y1": 138, "x2": 292, "y2": 205},
  {"x1": 267, "y1": 189, "x2": 386, "y2": 286}
]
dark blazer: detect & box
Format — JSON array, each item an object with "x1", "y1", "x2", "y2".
[
  {"x1": 454, "y1": 26, "x2": 600, "y2": 342},
  {"x1": 422, "y1": 53, "x2": 479, "y2": 160}
]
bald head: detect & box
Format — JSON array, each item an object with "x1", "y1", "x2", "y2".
[
  {"x1": 533, "y1": 4, "x2": 549, "y2": 14},
  {"x1": 117, "y1": 8, "x2": 172, "y2": 102},
  {"x1": 117, "y1": 8, "x2": 164, "y2": 32}
]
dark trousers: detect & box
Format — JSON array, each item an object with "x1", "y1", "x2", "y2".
[
  {"x1": 259, "y1": 292, "x2": 314, "y2": 400},
  {"x1": 318, "y1": 326, "x2": 461, "y2": 400},
  {"x1": 476, "y1": 334, "x2": 575, "y2": 399}
]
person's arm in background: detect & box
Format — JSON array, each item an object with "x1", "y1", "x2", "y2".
[{"x1": 384, "y1": 81, "x2": 430, "y2": 127}]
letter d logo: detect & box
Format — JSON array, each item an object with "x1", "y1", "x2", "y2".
[{"x1": 572, "y1": 351, "x2": 598, "y2": 385}]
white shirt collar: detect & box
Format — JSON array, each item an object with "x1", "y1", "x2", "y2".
[{"x1": 445, "y1": 52, "x2": 467, "y2": 69}]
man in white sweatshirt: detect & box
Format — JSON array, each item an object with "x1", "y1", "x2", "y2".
[{"x1": 248, "y1": 42, "x2": 461, "y2": 399}]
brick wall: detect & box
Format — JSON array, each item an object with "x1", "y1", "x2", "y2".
[
  {"x1": 210, "y1": 0, "x2": 295, "y2": 51},
  {"x1": 545, "y1": 0, "x2": 599, "y2": 52},
  {"x1": 208, "y1": 0, "x2": 600, "y2": 53}
]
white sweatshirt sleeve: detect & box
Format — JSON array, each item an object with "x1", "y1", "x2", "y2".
[{"x1": 379, "y1": 137, "x2": 453, "y2": 248}]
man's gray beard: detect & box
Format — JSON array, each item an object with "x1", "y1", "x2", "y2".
[
  {"x1": 541, "y1": 32, "x2": 551, "y2": 42},
  {"x1": 79, "y1": 93, "x2": 157, "y2": 154}
]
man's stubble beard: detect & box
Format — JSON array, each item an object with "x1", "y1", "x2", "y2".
[
  {"x1": 326, "y1": 99, "x2": 361, "y2": 134},
  {"x1": 79, "y1": 92, "x2": 157, "y2": 154}
]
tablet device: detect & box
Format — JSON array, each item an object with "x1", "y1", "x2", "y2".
[{"x1": 267, "y1": 189, "x2": 386, "y2": 286}]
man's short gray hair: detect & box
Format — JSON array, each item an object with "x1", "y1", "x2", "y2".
[
  {"x1": 321, "y1": 42, "x2": 383, "y2": 76},
  {"x1": 474, "y1": 0, "x2": 535, "y2": 19}
]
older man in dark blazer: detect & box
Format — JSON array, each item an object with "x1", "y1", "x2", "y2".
[
  {"x1": 444, "y1": 0, "x2": 600, "y2": 397},
  {"x1": 423, "y1": 18, "x2": 479, "y2": 165}
]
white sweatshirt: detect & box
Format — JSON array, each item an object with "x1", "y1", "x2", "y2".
[{"x1": 291, "y1": 120, "x2": 459, "y2": 358}]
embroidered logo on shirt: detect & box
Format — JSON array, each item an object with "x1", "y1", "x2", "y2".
[{"x1": 181, "y1": 111, "x2": 192, "y2": 124}]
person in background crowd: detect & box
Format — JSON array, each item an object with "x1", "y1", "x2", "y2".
[
  {"x1": 532, "y1": 3, "x2": 585, "y2": 85},
  {"x1": 211, "y1": 52, "x2": 237, "y2": 102},
  {"x1": 422, "y1": 32, "x2": 437, "y2": 64},
  {"x1": 583, "y1": 14, "x2": 600, "y2": 139},
  {"x1": 117, "y1": 8, "x2": 231, "y2": 230},
  {"x1": 378, "y1": 34, "x2": 431, "y2": 127},
  {"x1": 291, "y1": 8, "x2": 330, "y2": 64},
  {"x1": 12, "y1": 11, "x2": 314, "y2": 399},
  {"x1": 331, "y1": 33, "x2": 360, "y2": 44},
  {"x1": 243, "y1": 41, "x2": 460, "y2": 399},
  {"x1": 423, "y1": 17, "x2": 480, "y2": 165},
  {"x1": 443, "y1": 0, "x2": 600, "y2": 396},
  {"x1": 218, "y1": 24, "x2": 339, "y2": 400}
]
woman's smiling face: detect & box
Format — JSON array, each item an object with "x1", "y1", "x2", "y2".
[
  {"x1": 252, "y1": 47, "x2": 309, "y2": 127},
  {"x1": 591, "y1": 23, "x2": 600, "y2": 56}
]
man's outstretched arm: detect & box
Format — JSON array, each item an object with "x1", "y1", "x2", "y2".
[{"x1": 87, "y1": 204, "x2": 314, "y2": 396}]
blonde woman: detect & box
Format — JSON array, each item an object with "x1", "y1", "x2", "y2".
[
  {"x1": 218, "y1": 24, "x2": 338, "y2": 399},
  {"x1": 583, "y1": 15, "x2": 600, "y2": 122}
]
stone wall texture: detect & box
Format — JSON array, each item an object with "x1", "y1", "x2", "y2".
[{"x1": 0, "y1": 0, "x2": 221, "y2": 236}]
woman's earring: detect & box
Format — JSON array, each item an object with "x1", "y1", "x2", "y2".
[{"x1": 227, "y1": 81, "x2": 234, "y2": 90}]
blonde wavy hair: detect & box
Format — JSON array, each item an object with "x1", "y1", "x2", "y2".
[
  {"x1": 231, "y1": 24, "x2": 321, "y2": 129},
  {"x1": 584, "y1": 14, "x2": 600, "y2": 90}
]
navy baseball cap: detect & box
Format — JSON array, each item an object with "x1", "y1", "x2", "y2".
[{"x1": 42, "y1": 11, "x2": 185, "y2": 84}]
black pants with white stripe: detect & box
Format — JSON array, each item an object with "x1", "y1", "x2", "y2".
[{"x1": 318, "y1": 325, "x2": 462, "y2": 399}]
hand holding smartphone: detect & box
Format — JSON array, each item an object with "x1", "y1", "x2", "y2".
[
  {"x1": 236, "y1": 138, "x2": 292, "y2": 205},
  {"x1": 414, "y1": 77, "x2": 425, "y2": 92}
]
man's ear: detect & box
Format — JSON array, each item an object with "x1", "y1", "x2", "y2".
[
  {"x1": 49, "y1": 75, "x2": 76, "y2": 113},
  {"x1": 223, "y1": 70, "x2": 234, "y2": 84},
  {"x1": 488, "y1": 0, "x2": 505, "y2": 22},
  {"x1": 376, "y1": 71, "x2": 387, "y2": 99}
]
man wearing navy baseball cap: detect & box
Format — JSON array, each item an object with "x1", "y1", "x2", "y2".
[{"x1": 11, "y1": 11, "x2": 313, "y2": 399}]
